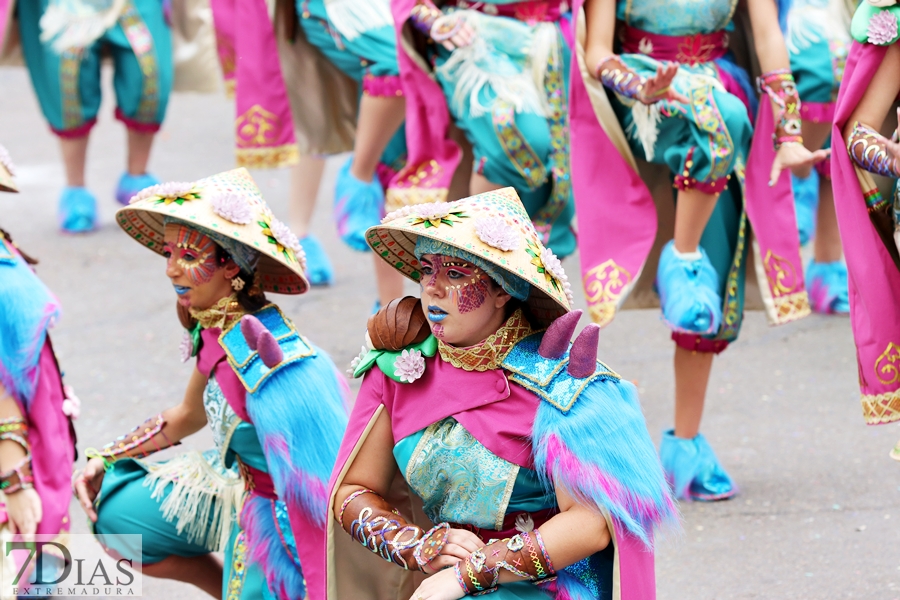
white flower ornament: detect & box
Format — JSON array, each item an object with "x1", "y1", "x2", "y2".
[
  {"x1": 540, "y1": 247, "x2": 574, "y2": 304},
  {"x1": 180, "y1": 331, "x2": 194, "y2": 363},
  {"x1": 211, "y1": 192, "x2": 254, "y2": 225},
  {"x1": 348, "y1": 345, "x2": 369, "y2": 376},
  {"x1": 475, "y1": 216, "x2": 520, "y2": 251},
  {"x1": 394, "y1": 348, "x2": 426, "y2": 383}
]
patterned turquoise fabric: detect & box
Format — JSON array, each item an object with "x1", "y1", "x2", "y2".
[
  {"x1": 616, "y1": 0, "x2": 737, "y2": 35},
  {"x1": 17, "y1": 0, "x2": 172, "y2": 132}
]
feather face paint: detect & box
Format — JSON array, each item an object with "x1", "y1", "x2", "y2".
[{"x1": 163, "y1": 225, "x2": 218, "y2": 287}]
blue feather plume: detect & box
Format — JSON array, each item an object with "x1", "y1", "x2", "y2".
[
  {"x1": 245, "y1": 348, "x2": 348, "y2": 527},
  {"x1": 532, "y1": 377, "x2": 677, "y2": 547},
  {"x1": 241, "y1": 495, "x2": 305, "y2": 600}
]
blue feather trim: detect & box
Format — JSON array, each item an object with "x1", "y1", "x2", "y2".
[
  {"x1": 532, "y1": 377, "x2": 677, "y2": 547},
  {"x1": 241, "y1": 495, "x2": 305, "y2": 600},
  {"x1": 714, "y1": 55, "x2": 759, "y2": 121},
  {"x1": 245, "y1": 348, "x2": 348, "y2": 527}
]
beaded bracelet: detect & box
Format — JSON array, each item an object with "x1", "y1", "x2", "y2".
[
  {"x1": 0, "y1": 454, "x2": 33, "y2": 495},
  {"x1": 0, "y1": 417, "x2": 27, "y2": 436},
  {"x1": 410, "y1": 0, "x2": 443, "y2": 36},
  {"x1": 85, "y1": 413, "x2": 172, "y2": 469},
  {"x1": 757, "y1": 69, "x2": 803, "y2": 150},
  {"x1": 847, "y1": 121, "x2": 900, "y2": 179},
  {"x1": 594, "y1": 56, "x2": 646, "y2": 101}
]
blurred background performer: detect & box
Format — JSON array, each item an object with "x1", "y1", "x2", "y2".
[
  {"x1": 786, "y1": 0, "x2": 853, "y2": 314},
  {"x1": 389, "y1": 0, "x2": 577, "y2": 260},
  {"x1": 0, "y1": 144, "x2": 77, "y2": 592},
  {"x1": 2, "y1": 0, "x2": 173, "y2": 233},
  {"x1": 572, "y1": 0, "x2": 827, "y2": 501},
  {"x1": 831, "y1": 0, "x2": 900, "y2": 461}
]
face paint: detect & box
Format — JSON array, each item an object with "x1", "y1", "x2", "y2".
[
  {"x1": 163, "y1": 225, "x2": 218, "y2": 287},
  {"x1": 421, "y1": 256, "x2": 489, "y2": 313},
  {"x1": 433, "y1": 323, "x2": 445, "y2": 339}
]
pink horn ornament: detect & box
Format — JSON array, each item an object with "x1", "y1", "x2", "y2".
[
  {"x1": 538, "y1": 310, "x2": 582, "y2": 359},
  {"x1": 257, "y1": 330, "x2": 284, "y2": 369},
  {"x1": 241, "y1": 315, "x2": 266, "y2": 351},
  {"x1": 567, "y1": 324, "x2": 600, "y2": 379}
]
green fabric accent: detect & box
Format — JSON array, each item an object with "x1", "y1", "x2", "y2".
[
  {"x1": 353, "y1": 335, "x2": 438, "y2": 381},
  {"x1": 190, "y1": 321, "x2": 202, "y2": 358},
  {"x1": 851, "y1": 4, "x2": 900, "y2": 45}
]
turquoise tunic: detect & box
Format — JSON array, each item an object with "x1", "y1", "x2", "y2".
[
  {"x1": 428, "y1": 1, "x2": 576, "y2": 258},
  {"x1": 392, "y1": 417, "x2": 614, "y2": 600},
  {"x1": 93, "y1": 375, "x2": 296, "y2": 599},
  {"x1": 17, "y1": 0, "x2": 172, "y2": 134},
  {"x1": 610, "y1": 0, "x2": 752, "y2": 343}
]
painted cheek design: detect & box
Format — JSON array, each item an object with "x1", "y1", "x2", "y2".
[
  {"x1": 433, "y1": 323, "x2": 445, "y2": 339},
  {"x1": 176, "y1": 226, "x2": 218, "y2": 287},
  {"x1": 425, "y1": 256, "x2": 444, "y2": 288}
]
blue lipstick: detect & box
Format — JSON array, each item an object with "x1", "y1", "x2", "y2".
[
  {"x1": 427, "y1": 305, "x2": 448, "y2": 322},
  {"x1": 174, "y1": 285, "x2": 191, "y2": 296}
]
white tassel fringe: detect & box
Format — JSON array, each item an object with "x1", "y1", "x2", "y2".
[{"x1": 629, "y1": 103, "x2": 662, "y2": 162}]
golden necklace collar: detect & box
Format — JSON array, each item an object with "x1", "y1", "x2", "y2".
[
  {"x1": 438, "y1": 309, "x2": 533, "y2": 372},
  {"x1": 189, "y1": 294, "x2": 245, "y2": 331}
]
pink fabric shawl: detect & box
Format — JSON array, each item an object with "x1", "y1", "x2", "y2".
[
  {"x1": 831, "y1": 40, "x2": 900, "y2": 425},
  {"x1": 210, "y1": 0, "x2": 300, "y2": 169},
  {"x1": 569, "y1": 0, "x2": 810, "y2": 329}
]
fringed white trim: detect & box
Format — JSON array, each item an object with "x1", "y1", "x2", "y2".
[
  {"x1": 143, "y1": 451, "x2": 244, "y2": 553},
  {"x1": 436, "y1": 12, "x2": 559, "y2": 118},
  {"x1": 39, "y1": 0, "x2": 127, "y2": 53},
  {"x1": 785, "y1": 0, "x2": 851, "y2": 54},
  {"x1": 629, "y1": 103, "x2": 662, "y2": 162},
  {"x1": 324, "y1": 0, "x2": 393, "y2": 42}
]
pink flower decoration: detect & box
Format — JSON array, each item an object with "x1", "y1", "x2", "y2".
[
  {"x1": 868, "y1": 9, "x2": 898, "y2": 45},
  {"x1": 62, "y1": 385, "x2": 81, "y2": 420},
  {"x1": 475, "y1": 216, "x2": 520, "y2": 251},
  {"x1": 0, "y1": 144, "x2": 16, "y2": 177},
  {"x1": 394, "y1": 348, "x2": 425, "y2": 383},
  {"x1": 179, "y1": 331, "x2": 194, "y2": 363},
  {"x1": 211, "y1": 192, "x2": 253, "y2": 224},
  {"x1": 540, "y1": 247, "x2": 574, "y2": 304},
  {"x1": 413, "y1": 203, "x2": 451, "y2": 221}
]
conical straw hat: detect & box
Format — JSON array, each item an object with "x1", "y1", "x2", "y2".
[
  {"x1": 0, "y1": 144, "x2": 18, "y2": 193},
  {"x1": 365, "y1": 187, "x2": 572, "y2": 328},
  {"x1": 116, "y1": 168, "x2": 308, "y2": 294}
]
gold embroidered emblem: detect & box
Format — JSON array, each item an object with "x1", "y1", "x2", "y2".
[
  {"x1": 860, "y1": 389, "x2": 900, "y2": 425},
  {"x1": 875, "y1": 342, "x2": 900, "y2": 385},
  {"x1": 582, "y1": 260, "x2": 632, "y2": 327},
  {"x1": 236, "y1": 105, "x2": 280, "y2": 148},
  {"x1": 763, "y1": 250, "x2": 800, "y2": 297}
]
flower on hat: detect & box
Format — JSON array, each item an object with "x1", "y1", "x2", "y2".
[
  {"x1": 409, "y1": 202, "x2": 469, "y2": 228},
  {"x1": 211, "y1": 192, "x2": 254, "y2": 225},
  {"x1": 868, "y1": 8, "x2": 899, "y2": 44},
  {"x1": 394, "y1": 348, "x2": 425, "y2": 383},
  {"x1": 131, "y1": 181, "x2": 200, "y2": 206},
  {"x1": 260, "y1": 213, "x2": 303, "y2": 263},
  {"x1": 475, "y1": 216, "x2": 520, "y2": 251},
  {"x1": 525, "y1": 240, "x2": 566, "y2": 296},
  {"x1": 0, "y1": 144, "x2": 17, "y2": 177}
]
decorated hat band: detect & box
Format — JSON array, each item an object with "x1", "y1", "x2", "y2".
[
  {"x1": 0, "y1": 144, "x2": 18, "y2": 194},
  {"x1": 365, "y1": 187, "x2": 572, "y2": 328},
  {"x1": 116, "y1": 168, "x2": 309, "y2": 295}
]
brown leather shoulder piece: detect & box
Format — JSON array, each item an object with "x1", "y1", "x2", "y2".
[{"x1": 367, "y1": 297, "x2": 430, "y2": 351}]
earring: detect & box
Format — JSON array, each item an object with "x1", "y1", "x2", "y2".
[{"x1": 231, "y1": 276, "x2": 245, "y2": 291}]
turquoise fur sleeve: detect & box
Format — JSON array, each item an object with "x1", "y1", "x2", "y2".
[
  {"x1": 352, "y1": 335, "x2": 438, "y2": 382},
  {"x1": 220, "y1": 307, "x2": 348, "y2": 527},
  {"x1": 518, "y1": 338, "x2": 677, "y2": 547}
]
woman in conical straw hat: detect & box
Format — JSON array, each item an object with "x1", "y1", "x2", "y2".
[
  {"x1": 0, "y1": 143, "x2": 77, "y2": 591},
  {"x1": 327, "y1": 188, "x2": 677, "y2": 600},
  {"x1": 72, "y1": 168, "x2": 349, "y2": 599}
]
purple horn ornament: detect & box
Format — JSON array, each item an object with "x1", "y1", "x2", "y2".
[
  {"x1": 567, "y1": 324, "x2": 599, "y2": 379},
  {"x1": 257, "y1": 331, "x2": 284, "y2": 369},
  {"x1": 538, "y1": 310, "x2": 582, "y2": 359},
  {"x1": 240, "y1": 315, "x2": 266, "y2": 351}
]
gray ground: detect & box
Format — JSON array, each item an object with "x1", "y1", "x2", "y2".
[{"x1": 1, "y1": 66, "x2": 898, "y2": 600}]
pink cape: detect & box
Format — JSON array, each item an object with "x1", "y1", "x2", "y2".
[
  {"x1": 210, "y1": 0, "x2": 300, "y2": 169},
  {"x1": 196, "y1": 328, "x2": 326, "y2": 599},
  {"x1": 568, "y1": 0, "x2": 809, "y2": 329},
  {"x1": 325, "y1": 357, "x2": 658, "y2": 600},
  {"x1": 831, "y1": 41, "x2": 900, "y2": 425}
]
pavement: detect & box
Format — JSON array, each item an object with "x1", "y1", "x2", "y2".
[{"x1": 1, "y1": 65, "x2": 898, "y2": 600}]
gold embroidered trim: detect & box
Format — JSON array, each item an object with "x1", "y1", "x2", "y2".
[
  {"x1": 190, "y1": 294, "x2": 246, "y2": 331},
  {"x1": 438, "y1": 309, "x2": 533, "y2": 372},
  {"x1": 235, "y1": 144, "x2": 300, "y2": 170},
  {"x1": 771, "y1": 290, "x2": 811, "y2": 325},
  {"x1": 861, "y1": 389, "x2": 900, "y2": 425}
]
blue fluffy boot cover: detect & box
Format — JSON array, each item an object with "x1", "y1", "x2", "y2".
[
  {"x1": 656, "y1": 241, "x2": 722, "y2": 335},
  {"x1": 58, "y1": 187, "x2": 97, "y2": 233},
  {"x1": 333, "y1": 157, "x2": 383, "y2": 252},
  {"x1": 660, "y1": 430, "x2": 736, "y2": 502},
  {"x1": 791, "y1": 170, "x2": 819, "y2": 246}
]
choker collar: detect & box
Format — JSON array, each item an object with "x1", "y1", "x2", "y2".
[
  {"x1": 438, "y1": 309, "x2": 533, "y2": 372},
  {"x1": 189, "y1": 294, "x2": 245, "y2": 331}
]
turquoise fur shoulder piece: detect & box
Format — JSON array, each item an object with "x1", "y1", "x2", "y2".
[
  {"x1": 219, "y1": 305, "x2": 316, "y2": 393},
  {"x1": 502, "y1": 333, "x2": 621, "y2": 412},
  {"x1": 851, "y1": 3, "x2": 900, "y2": 45},
  {"x1": 353, "y1": 335, "x2": 438, "y2": 382}
]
